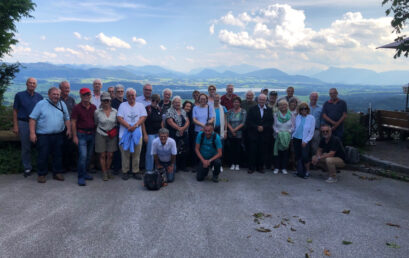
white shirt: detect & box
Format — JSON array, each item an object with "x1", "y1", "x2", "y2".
[
  {"x1": 151, "y1": 137, "x2": 177, "y2": 162},
  {"x1": 117, "y1": 101, "x2": 147, "y2": 138},
  {"x1": 135, "y1": 96, "x2": 151, "y2": 107},
  {"x1": 258, "y1": 104, "x2": 267, "y2": 118},
  {"x1": 92, "y1": 94, "x2": 101, "y2": 108}
]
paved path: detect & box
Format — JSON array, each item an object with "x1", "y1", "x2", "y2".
[
  {"x1": 365, "y1": 140, "x2": 409, "y2": 168},
  {"x1": 0, "y1": 169, "x2": 408, "y2": 258}
]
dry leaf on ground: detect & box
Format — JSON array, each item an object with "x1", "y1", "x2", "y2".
[
  {"x1": 386, "y1": 242, "x2": 400, "y2": 248},
  {"x1": 255, "y1": 227, "x2": 271, "y2": 233},
  {"x1": 281, "y1": 191, "x2": 289, "y2": 195},
  {"x1": 324, "y1": 249, "x2": 331, "y2": 256},
  {"x1": 299, "y1": 218, "x2": 306, "y2": 224},
  {"x1": 273, "y1": 224, "x2": 280, "y2": 229},
  {"x1": 342, "y1": 241, "x2": 352, "y2": 245},
  {"x1": 386, "y1": 223, "x2": 400, "y2": 228},
  {"x1": 342, "y1": 210, "x2": 351, "y2": 214},
  {"x1": 287, "y1": 237, "x2": 294, "y2": 243},
  {"x1": 307, "y1": 239, "x2": 313, "y2": 243},
  {"x1": 291, "y1": 227, "x2": 296, "y2": 232}
]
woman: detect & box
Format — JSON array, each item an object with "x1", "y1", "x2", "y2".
[
  {"x1": 213, "y1": 94, "x2": 227, "y2": 139},
  {"x1": 142, "y1": 94, "x2": 163, "y2": 171},
  {"x1": 166, "y1": 96, "x2": 190, "y2": 171},
  {"x1": 226, "y1": 97, "x2": 246, "y2": 171},
  {"x1": 193, "y1": 93, "x2": 215, "y2": 133},
  {"x1": 94, "y1": 92, "x2": 118, "y2": 181},
  {"x1": 273, "y1": 99, "x2": 295, "y2": 175},
  {"x1": 207, "y1": 85, "x2": 216, "y2": 107},
  {"x1": 183, "y1": 100, "x2": 195, "y2": 170},
  {"x1": 289, "y1": 97, "x2": 298, "y2": 116},
  {"x1": 192, "y1": 90, "x2": 200, "y2": 106},
  {"x1": 159, "y1": 88, "x2": 172, "y2": 117},
  {"x1": 292, "y1": 102, "x2": 315, "y2": 178}
]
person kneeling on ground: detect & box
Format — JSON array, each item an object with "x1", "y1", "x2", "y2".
[
  {"x1": 311, "y1": 124, "x2": 346, "y2": 183},
  {"x1": 152, "y1": 128, "x2": 177, "y2": 184},
  {"x1": 195, "y1": 123, "x2": 223, "y2": 183}
]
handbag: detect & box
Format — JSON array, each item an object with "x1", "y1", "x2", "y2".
[{"x1": 99, "y1": 127, "x2": 118, "y2": 139}]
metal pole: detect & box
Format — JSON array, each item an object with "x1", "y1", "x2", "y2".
[{"x1": 406, "y1": 92, "x2": 409, "y2": 112}]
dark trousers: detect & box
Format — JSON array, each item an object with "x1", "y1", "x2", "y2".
[
  {"x1": 62, "y1": 129, "x2": 77, "y2": 171},
  {"x1": 36, "y1": 133, "x2": 64, "y2": 176},
  {"x1": 229, "y1": 137, "x2": 242, "y2": 165},
  {"x1": 158, "y1": 161, "x2": 175, "y2": 182},
  {"x1": 266, "y1": 137, "x2": 274, "y2": 169},
  {"x1": 248, "y1": 135, "x2": 269, "y2": 171},
  {"x1": 196, "y1": 158, "x2": 221, "y2": 181},
  {"x1": 293, "y1": 138, "x2": 311, "y2": 164},
  {"x1": 274, "y1": 149, "x2": 289, "y2": 170},
  {"x1": 77, "y1": 132, "x2": 95, "y2": 179}
]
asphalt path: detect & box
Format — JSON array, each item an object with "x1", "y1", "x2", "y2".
[{"x1": 0, "y1": 169, "x2": 408, "y2": 258}]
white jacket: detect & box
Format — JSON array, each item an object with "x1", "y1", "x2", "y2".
[{"x1": 292, "y1": 114, "x2": 315, "y2": 143}]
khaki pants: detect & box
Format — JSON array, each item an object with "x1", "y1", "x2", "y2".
[
  {"x1": 120, "y1": 137, "x2": 142, "y2": 174},
  {"x1": 318, "y1": 157, "x2": 345, "y2": 177}
]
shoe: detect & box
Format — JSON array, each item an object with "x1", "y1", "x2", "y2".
[
  {"x1": 220, "y1": 167, "x2": 223, "y2": 173},
  {"x1": 212, "y1": 176, "x2": 219, "y2": 183},
  {"x1": 53, "y1": 173, "x2": 65, "y2": 181},
  {"x1": 132, "y1": 173, "x2": 142, "y2": 180},
  {"x1": 23, "y1": 169, "x2": 31, "y2": 178},
  {"x1": 257, "y1": 169, "x2": 265, "y2": 174},
  {"x1": 102, "y1": 171, "x2": 108, "y2": 181},
  {"x1": 248, "y1": 170, "x2": 254, "y2": 174},
  {"x1": 273, "y1": 169, "x2": 279, "y2": 174},
  {"x1": 37, "y1": 175, "x2": 46, "y2": 183},
  {"x1": 326, "y1": 177, "x2": 338, "y2": 183},
  {"x1": 84, "y1": 174, "x2": 93, "y2": 180},
  {"x1": 303, "y1": 172, "x2": 310, "y2": 179},
  {"x1": 78, "y1": 177, "x2": 86, "y2": 186},
  {"x1": 107, "y1": 170, "x2": 114, "y2": 179},
  {"x1": 122, "y1": 173, "x2": 129, "y2": 180},
  {"x1": 230, "y1": 164, "x2": 235, "y2": 170},
  {"x1": 235, "y1": 165, "x2": 240, "y2": 171},
  {"x1": 282, "y1": 169, "x2": 288, "y2": 175}
]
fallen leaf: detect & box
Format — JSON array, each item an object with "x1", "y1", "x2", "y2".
[
  {"x1": 253, "y1": 212, "x2": 264, "y2": 219},
  {"x1": 291, "y1": 227, "x2": 296, "y2": 232},
  {"x1": 342, "y1": 210, "x2": 351, "y2": 214},
  {"x1": 265, "y1": 214, "x2": 272, "y2": 218},
  {"x1": 386, "y1": 242, "x2": 400, "y2": 249},
  {"x1": 287, "y1": 237, "x2": 294, "y2": 243},
  {"x1": 281, "y1": 221, "x2": 287, "y2": 226},
  {"x1": 324, "y1": 249, "x2": 331, "y2": 256},
  {"x1": 255, "y1": 227, "x2": 271, "y2": 233},
  {"x1": 386, "y1": 223, "x2": 400, "y2": 228},
  {"x1": 246, "y1": 235, "x2": 251, "y2": 238},
  {"x1": 293, "y1": 215, "x2": 299, "y2": 218},
  {"x1": 299, "y1": 218, "x2": 306, "y2": 224},
  {"x1": 283, "y1": 218, "x2": 290, "y2": 222},
  {"x1": 375, "y1": 203, "x2": 382, "y2": 206},
  {"x1": 307, "y1": 239, "x2": 313, "y2": 243},
  {"x1": 273, "y1": 224, "x2": 280, "y2": 229},
  {"x1": 254, "y1": 218, "x2": 260, "y2": 224},
  {"x1": 342, "y1": 241, "x2": 353, "y2": 245},
  {"x1": 281, "y1": 191, "x2": 289, "y2": 195}
]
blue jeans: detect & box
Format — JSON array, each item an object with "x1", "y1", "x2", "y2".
[
  {"x1": 77, "y1": 132, "x2": 95, "y2": 179},
  {"x1": 145, "y1": 134, "x2": 158, "y2": 171},
  {"x1": 36, "y1": 133, "x2": 64, "y2": 176},
  {"x1": 18, "y1": 121, "x2": 32, "y2": 171},
  {"x1": 159, "y1": 161, "x2": 175, "y2": 183}
]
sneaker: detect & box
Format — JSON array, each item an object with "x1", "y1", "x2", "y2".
[
  {"x1": 230, "y1": 164, "x2": 235, "y2": 170},
  {"x1": 84, "y1": 174, "x2": 93, "y2": 180},
  {"x1": 122, "y1": 173, "x2": 129, "y2": 180},
  {"x1": 273, "y1": 169, "x2": 279, "y2": 174},
  {"x1": 220, "y1": 167, "x2": 223, "y2": 172},
  {"x1": 132, "y1": 173, "x2": 142, "y2": 180},
  {"x1": 282, "y1": 169, "x2": 288, "y2": 175},
  {"x1": 303, "y1": 172, "x2": 310, "y2": 179},
  {"x1": 326, "y1": 177, "x2": 338, "y2": 183},
  {"x1": 23, "y1": 169, "x2": 31, "y2": 178},
  {"x1": 102, "y1": 171, "x2": 108, "y2": 181},
  {"x1": 37, "y1": 175, "x2": 46, "y2": 183},
  {"x1": 235, "y1": 165, "x2": 240, "y2": 171},
  {"x1": 78, "y1": 177, "x2": 86, "y2": 186}
]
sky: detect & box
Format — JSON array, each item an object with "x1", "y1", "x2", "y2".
[{"x1": 5, "y1": 0, "x2": 409, "y2": 74}]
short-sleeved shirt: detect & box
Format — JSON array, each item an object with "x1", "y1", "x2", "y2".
[
  {"x1": 145, "y1": 105, "x2": 163, "y2": 135},
  {"x1": 117, "y1": 101, "x2": 147, "y2": 138},
  {"x1": 94, "y1": 107, "x2": 117, "y2": 136},
  {"x1": 309, "y1": 104, "x2": 322, "y2": 129},
  {"x1": 319, "y1": 135, "x2": 345, "y2": 161},
  {"x1": 13, "y1": 91, "x2": 43, "y2": 121},
  {"x1": 111, "y1": 98, "x2": 126, "y2": 110},
  {"x1": 61, "y1": 95, "x2": 76, "y2": 116},
  {"x1": 322, "y1": 99, "x2": 347, "y2": 123},
  {"x1": 151, "y1": 137, "x2": 177, "y2": 162},
  {"x1": 227, "y1": 109, "x2": 247, "y2": 138},
  {"x1": 29, "y1": 99, "x2": 70, "y2": 134},
  {"x1": 92, "y1": 94, "x2": 101, "y2": 108},
  {"x1": 214, "y1": 106, "x2": 227, "y2": 127},
  {"x1": 193, "y1": 105, "x2": 215, "y2": 132},
  {"x1": 136, "y1": 96, "x2": 151, "y2": 107},
  {"x1": 196, "y1": 132, "x2": 222, "y2": 160},
  {"x1": 71, "y1": 103, "x2": 97, "y2": 131},
  {"x1": 220, "y1": 94, "x2": 238, "y2": 111}
]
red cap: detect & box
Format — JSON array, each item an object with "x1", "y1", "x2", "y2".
[{"x1": 79, "y1": 88, "x2": 91, "y2": 95}]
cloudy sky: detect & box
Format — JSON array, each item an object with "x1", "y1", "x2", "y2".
[{"x1": 5, "y1": 0, "x2": 409, "y2": 74}]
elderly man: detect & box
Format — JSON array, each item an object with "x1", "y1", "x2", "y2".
[
  {"x1": 117, "y1": 88, "x2": 147, "y2": 180},
  {"x1": 71, "y1": 88, "x2": 97, "y2": 186},
  {"x1": 111, "y1": 84, "x2": 126, "y2": 174},
  {"x1": 220, "y1": 84, "x2": 237, "y2": 111},
  {"x1": 322, "y1": 88, "x2": 347, "y2": 138},
  {"x1": 107, "y1": 86, "x2": 115, "y2": 99},
  {"x1": 29, "y1": 87, "x2": 71, "y2": 183},
  {"x1": 152, "y1": 128, "x2": 177, "y2": 183},
  {"x1": 268, "y1": 91, "x2": 278, "y2": 113},
  {"x1": 91, "y1": 79, "x2": 103, "y2": 108},
  {"x1": 279, "y1": 86, "x2": 300, "y2": 105},
  {"x1": 195, "y1": 123, "x2": 223, "y2": 183},
  {"x1": 159, "y1": 88, "x2": 172, "y2": 116},
  {"x1": 241, "y1": 90, "x2": 256, "y2": 113},
  {"x1": 312, "y1": 125, "x2": 345, "y2": 183},
  {"x1": 136, "y1": 83, "x2": 152, "y2": 107},
  {"x1": 309, "y1": 92, "x2": 322, "y2": 155},
  {"x1": 13, "y1": 77, "x2": 43, "y2": 177},
  {"x1": 246, "y1": 94, "x2": 274, "y2": 174}
]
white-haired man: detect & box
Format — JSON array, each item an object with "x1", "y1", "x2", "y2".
[
  {"x1": 91, "y1": 79, "x2": 103, "y2": 108},
  {"x1": 136, "y1": 83, "x2": 152, "y2": 107}
]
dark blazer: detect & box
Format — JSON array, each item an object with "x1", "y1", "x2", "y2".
[{"x1": 246, "y1": 104, "x2": 274, "y2": 139}]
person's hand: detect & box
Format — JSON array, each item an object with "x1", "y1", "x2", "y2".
[
  {"x1": 30, "y1": 133, "x2": 37, "y2": 143},
  {"x1": 232, "y1": 132, "x2": 237, "y2": 137},
  {"x1": 73, "y1": 136, "x2": 79, "y2": 145},
  {"x1": 203, "y1": 160, "x2": 210, "y2": 168},
  {"x1": 178, "y1": 128, "x2": 184, "y2": 136},
  {"x1": 12, "y1": 125, "x2": 18, "y2": 135},
  {"x1": 66, "y1": 129, "x2": 72, "y2": 139},
  {"x1": 257, "y1": 126, "x2": 263, "y2": 132},
  {"x1": 312, "y1": 155, "x2": 319, "y2": 165},
  {"x1": 167, "y1": 165, "x2": 174, "y2": 173},
  {"x1": 128, "y1": 124, "x2": 136, "y2": 132},
  {"x1": 144, "y1": 135, "x2": 148, "y2": 143},
  {"x1": 302, "y1": 142, "x2": 307, "y2": 148}
]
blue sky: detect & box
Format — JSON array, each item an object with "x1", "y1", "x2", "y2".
[{"x1": 5, "y1": 0, "x2": 409, "y2": 74}]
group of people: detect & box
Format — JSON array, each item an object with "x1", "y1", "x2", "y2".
[{"x1": 12, "y1": 77, "x2": 348, "y2": 186}]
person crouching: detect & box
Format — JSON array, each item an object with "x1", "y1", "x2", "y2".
[{"x1": 152, "y1": 128, "x2": 177, "y2": 184}]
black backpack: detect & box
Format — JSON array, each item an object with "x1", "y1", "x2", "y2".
[{"x1": 144, "y1": 168, "x2": 166, "y2": 190}]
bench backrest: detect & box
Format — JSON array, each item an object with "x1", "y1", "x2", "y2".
[{"x1": 376, "y1": 110, "x2": 409, "y2": 130}]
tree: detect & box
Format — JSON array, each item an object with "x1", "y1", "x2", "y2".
[
  {"x1": 382, "y1": 0, "x2": 409, "y2": 58},
  {"x1": 0, "y1": 0, "x2": 35, "y2": 105}
]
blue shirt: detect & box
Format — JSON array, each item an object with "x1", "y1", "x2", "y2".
[
  {"x1": 196, "y1": 132, "x2": 222, "y2": 160},
  {"x1": 13, "y1": 91, "x2": 43, "y2": 120},
  {"x1": 309, "y1": 104, "x2": 322, "y2": 129},
  {"x1": 29, "y1": 99, "x2": 70, "y2": 134},
  {"x1": 214, "y1": 106, "x2": 227, "y2": 127},
  {"x1": 293, "y1": 116, "x2": 305, "y2": 139},
  {"x1": 193, "y1": 105, "x2": 215, "y2": 132}
]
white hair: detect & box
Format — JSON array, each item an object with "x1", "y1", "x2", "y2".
[
  {"x1": 125, "y1": 88, "x2": 136, "y2": 95},
  {"x1": 93, "y1": 79, "x2": 102, "y2": 85},
  {"x1": 310, "y1": 92, "x2": 319, "y2": 97},
  {"x1": 172, "y1": 96, "x2": 182, "y2": 103},
  {"x1": 114, "y1": 84, "x2": 124, "y2": 93},
  {"x1": 246, "y1": 90, "x2": 254, "y2": 96},
  {"x1": 162, "y1": 88, "x2": 173, "y2": 96},
  {"x1": 258, "y1": 93, "x2": 267, "y2": 100}
]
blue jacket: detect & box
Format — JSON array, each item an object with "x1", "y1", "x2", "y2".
[{"x1": 119, "y1": 126, "x2": 142, "y2": 153}]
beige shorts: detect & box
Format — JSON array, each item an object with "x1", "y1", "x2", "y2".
[{"x1": 95, "y1": 133, "x2": 118, "y2": 153}]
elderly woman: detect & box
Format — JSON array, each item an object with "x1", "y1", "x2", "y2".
[
  {"x1": 94, "y1": 92, "x2": 118, "y2": 181},
  {"x1": 289, "y1": 97, "x2": 298, "y2": 116},
  {"x1": 227, "y1": 97, "x2": 246, "y2": 171},
  {"x1": 166, "y1": 96, "x2": 190, "y2": 171},
  {"x1": 159, "y1": 88, "x2": 172, "y2": 116},
  {"x1": 292, "y1": 102, "x2": 315, "y2": 178},
  {"x1": 273, "y1": 99, "x2": 295, "y2": 175},
  {"x1": 213, "y1": 94, "x2": 227, "y2": 138},
  {"x1": 193, "y1": 94, "x2": 215, "y2": 133},
  {"x1": 142, "y1": 94, "x2": 163, "y2": 171}
]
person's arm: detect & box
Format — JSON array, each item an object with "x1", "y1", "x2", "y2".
[
  {"x1": 333, "y1": 112, "x2": 347, "y2": 129},
  {"x1": 168, "y1": 155, "x2": 176, "y2": 173},
  {"x1": 207, "y1": 105, "x2": 215, "y2": 124},
  {"x1": 167, "y1": 118, "x2": 180, "y2": 130},
  {"x1": 209, "y1": 148, "x2": 222, "y2": 163},
  {"x1": 71, "y1": 119, "x2": 78, "y2": 145},
  {"x1": 142, "y1": 122, "x2": 148, "y2": 143},
  {"x1": 195, "y1": 143, "x2": 206, "y2": 164},
  {"x1": 154, "y1": 154, "x2": 163, "y2": 169},
  {"x1": 302, "y1": 116, "x2": 315, "y2": 146},
  {"x1": 12, "y1": 109, "x2": 19, "y2": 134},
  {"x1": 117, "y1": 116, "x2": 132, "y2": 130},
  {"x1": 322, "y1": 113, "x2": 336, "y2": 126},
  {"x1": 181, "y1": 117, "x2": 189, "y2": 132},
  {"x1": 29, "y1": 119, "x2": 37, "y2": 143},
  {"x1": 65, "y1": 120, "x2": 72, "y2": 138},
  {"x1": 263, "y1": 108, "x2": 274, "y2": 131}
]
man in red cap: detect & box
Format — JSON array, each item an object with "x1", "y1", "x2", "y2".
[{"x1": 71, "y1": 88, "x2": 97, "y2": 186}]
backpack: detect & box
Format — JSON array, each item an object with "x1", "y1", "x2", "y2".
[
  {"x1": 144, "y1": 168, "x2": 166, "y2": 190},
  {"x1": 200, "y1": 132, "x2": 217, "y2": 150},
  {"x1": 345, "y1": 146, "x2": 360, "y2": 164}
]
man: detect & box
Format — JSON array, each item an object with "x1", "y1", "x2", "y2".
[
  {"x1": 111, "y1": 84, "x2": 126, "y2": 174},
  {"x1": 246, "y1": 94, "x2": 274, "y2": 173},
  {"x1": 268, "y1": 91, "x2": 278, "y2": 113},
  {"x1": 107, "y1": 86, "x2": 115, "y2": 99},
  {"x1": 13, "y1": 77, "x2": 43, "y2": 177},
  {"x1": 241, "y1": 90, "x2": 256, "y2": 113},
  {"x1": 309, "y1": 92, "x2": 322, "y2": 155},
  {"x1": 241, "y1": 90, "x2": 257, "y2": 168},
  {"x1": 136, "y1": 83, "x2": 152, "y2": 107},
  {"x1": 152, "y1": 128, "x2": 177, "y2": 183},
  {"x1": 91, "y1": 79, "x2": 102, "y2": 108},
  {"x1": 71, "y1": 88, "x2": 97, "y2": 186},
  {"x1": 195, "y1": 123, "x2": 223, "y2": 183},
  {"x1": 220, "y1": 84, "x2": 237, "y2": 111},
  {"x1": 29, "y1": 87, "x2": 71, "y2": 183},
  {"x1": 59, "y1": 81, "x2": 76, "y2": 172},
  {"x1": 312, "y1": 125, "x2": 345, "y2": 183},
  {"x1": 322, "y1": 88, "x2": 347, "y2": 138},
  {"x1": 278, "y1": 86, "x2": 300, "y2": 105},
  {"x1": 117, "y1": 88, "x2": 147, "y2": 180}
]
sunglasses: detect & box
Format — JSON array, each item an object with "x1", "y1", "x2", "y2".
[
  {"x1": 102, "y1": 99, "x2": 110, "y2": 102},
  {"x1": 300, "y1": 108, "x2": 308, "y2": 111},
  {"x1": 82, "y1": 93, "x2": 91, "y2": 96}
]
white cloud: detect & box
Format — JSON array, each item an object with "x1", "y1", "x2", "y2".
[
  {"x1": 132, "y1": 37, "x2": 147, "y2": 45},
  {"x1": 78, "y1": 45, "x2": 95, "y2": 52},
  {"x1": 220, "y1": 11, "x2": 246, "y2": 28},
  {"x1": 40, "y1": 35, "x2": 46, "y2": 40},
  {"x1": 74, "y1": 32, "x2": 81, "y2": 39},
  {"x1": 11, "y1": 45, "x2": 31, "y2": 54},
  {"x1": 160, "y1": 45, "x2": 167, "y2": 51},
  {"x1": 96, "y1": 33, "x2": 131, "y2": 49},
  {"x1": 209, "y1": 24, "x2": 215, "y2": 35},
  {"x1": 43, "y1": 51, "x2": 57, "y2": 58},
  {"x1": 186, "y1": 45, "x2": 195, "y2": 51},
  {"x1": 54, "y1": 47, "x2": 81, "y2": 55}
]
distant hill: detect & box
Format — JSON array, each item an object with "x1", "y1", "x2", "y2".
[{"x1": 189, "y1": 64, "x2": 260, "y2": 74}]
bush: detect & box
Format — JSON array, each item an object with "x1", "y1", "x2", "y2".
[
  {"x1": 0, "y1": 105, "x2": 13, "y2": 130},
  {"x1": 0, "y1": 142, "x2": 24, "y2": 174},
  {"x1": 343, "y1": 112, "x2": 368, "y2": 147}
]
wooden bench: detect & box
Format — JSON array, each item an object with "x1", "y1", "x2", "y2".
[
  {"x1": 0, "y1": 130, "x2": 20, "y2": 142},
  {"x1": 376, "y1": 110, "x2": 409, "y2": 139}
]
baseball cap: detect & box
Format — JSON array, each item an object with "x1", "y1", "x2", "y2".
[
  {"x1": 101, "y1": 92, "x2": 111, "y2": 101},
  {"x1": 79, "y1": 88, "x2": 91, "y2": 95}
]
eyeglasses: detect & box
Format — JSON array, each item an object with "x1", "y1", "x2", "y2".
[
  {"x1": 102, "y1": 99, "x2": 110, "y2": 103},
  {"x1": 82, "y1": 93, "x2": 91, "y2": 96},
  {"x1": 321, "y1": 130, "x2": 329, "y2": 133},
  {"x1": 144, "y1": 89, "x2": 152, "y2": 91},
  {"x1": 300, "y1": 108, "x2": 308, "y2": 111},
  {"x1": 209, "y1": 88, "x2": 216, "y2": 91}
]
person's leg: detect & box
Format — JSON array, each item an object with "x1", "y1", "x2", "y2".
[
  {"x1": 50, "y1": 133, "x2": 64, "y2": 176},
  {"x1": 161, "y1": 161, "x2": 175, "y2": 183},
  {"x1": 131, "y1": 138, "x2": 143, "y2": 177},
  {"x1": 301, "y1": 142, "x2": 311, "y2": 172},
  {"x1": 325, "y1": 157, "x2": 345, "y2": 178},
  {"x1": 77, "y1": 133, "x2": 87, "y2": 180},
  {"x1": 248, "y1": 138, "x2": 258, "y2": 171},
  {"x1": 36, "y1": 134, "x2": 49, "y2": 177},
  {"x1": 145, "y1": 134, "x2": 156, "y2": 171},
  {"x1": 84, "y1": 134, "x2": 95, "y2": 178},
  {"x1": 212, "y1": 158, "x2": 221, "y2": 180},
  {"x1": 18, "y1": 121, "x2": 32, "y2": 172},
  {"x1": 282, "y1": 149, "x2": 289, "y2": 170},
  {"x1": 120, "y1": 145, "x2": 130, "y2": 174},
  {"x1": 196, "y1": 162, "x2": 209, "y2": 181}
]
